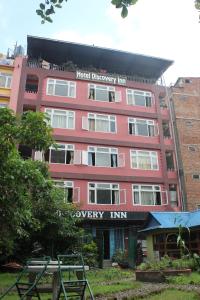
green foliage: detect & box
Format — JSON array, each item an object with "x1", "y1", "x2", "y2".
[
  {"x1": 112, "y1": 249, "x2": 129, "y2": 266},
  {"x1": 167, "y1": 272, "x2": 200, "y2": 285},
  {"x1": 37, "y1": 0, "x2": 139, "y2": 23},
  {"x1": 142, "y1": 289, "x2": 200, "y2": 300},
  {"x1": 37, "y1": 0, "x2": 68, "y2": 23},
  {"x1": 19, "y1": 111, "x2": 54, "y2": 151},
  {"x1": 36, "y1": 1, "x2": 200, "y2": 23},
  {"x1": 137, "y1": 255, "x2": 198, "y2": 271},
  {"x1": 82, "y1": 241, "x2": 98, "y2": 267},
  {"x1": 0, "y1": 108, "x2": 81, "y2": 261},
  {"x1": 111, "y1": 0, "x2": 138, "y2": 18}
]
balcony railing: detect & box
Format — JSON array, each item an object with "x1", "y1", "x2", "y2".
[{"x1": 26, "y1": 60, "x2": 158, "y2": 85}]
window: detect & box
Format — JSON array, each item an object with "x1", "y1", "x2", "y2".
[
  {"x1": 83, "y1": 113, "x2": 116, "y2": 133},
  {"x1": 45, "y1": 144, "x2": 74, "y2": 164},
  {"x1": 185, "y1": 120, "x2": 193, "y2": 127},
  {"x1": 88, "y1": 84, "x2": 121, "y2": 102},
  {"x1": 133, "y1": 185, "x2": 162, "y2": 205},
  {"x1": 130, "y1": 150, "x2": 159, "y2": 170},
  {"x1": 127, "y1": 89, "x2": 152, "y2": 107},
  {"x1": 128, "y1": 118, "x2": 157, "y2": 136},
  {"x1": 88, "y1": 146, "x2": 118, "y2": 167},
  {"x1": 188, "y1": 145, "x2": 197, "y2": 152},
  {"x1": 47, "y1": 78, "x2": 76, "y2": 98},
  {"x1": 193, "y1": 174, "x2": 200, "y2": 180},
  {"x1": 165, "y1": 151, "x2": 175, "y2": 171},
  {"x1": 89, "y1": 183, "x2": 120, "y2": 205},
  {"x1": 162, "y1": 121, "x2": 171, "y2": 138},
  {"x1": 169, "y1": 184, "x2": 178, "y2": 207},
  {"x1": 0, "y1": 103, "x2": 7, "y2": 108},
  {"x1": 45, "y1": 108, "x2": 75, "y2": 129},
  {"x1": 0, "y1": 72, "x2": 12, "y2": 88},
  {"x1": 54, "y1": 181, "x2": 73, "y2": 203}
]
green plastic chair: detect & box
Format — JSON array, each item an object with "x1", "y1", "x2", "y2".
[
  {"x1": 0, "y1": 256, "x2": 51, "y2": 300},
  {"x1": 57, "y1": 254, "x2": 94, "y2": 300}
]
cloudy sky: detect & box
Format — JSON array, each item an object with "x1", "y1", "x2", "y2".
[{"x1": 1, "y1": 0, "x2": 199, "y2": 84}]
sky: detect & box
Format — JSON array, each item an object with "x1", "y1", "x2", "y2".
[{"x1": 1, "y1": 0, "x2": 199, "y2": 85}]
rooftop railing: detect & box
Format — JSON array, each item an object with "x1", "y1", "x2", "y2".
[{"x1": 27, "y1": 59, "x2": 158, "y2": 85}]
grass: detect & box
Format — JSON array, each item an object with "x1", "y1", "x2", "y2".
[
  {"x1": 0, "y1": 268, "x2": 139, "y2": 299},
  {"x1": 167, "y1": 272, "x2": 200, "y2": 285},
  {"x1": 141, "y1": 289, "x2": 200, "y2": 300}
]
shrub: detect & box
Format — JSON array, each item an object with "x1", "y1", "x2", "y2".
[
  {"x1": 112, "y1": 249, "x2": 129, "y2": 267},
  {"x1": 137, "y1": 255, "x2": 197, "y2": 271},
  {"x1": 82, "y1": 241, "x2": 98, "y2": 267}
]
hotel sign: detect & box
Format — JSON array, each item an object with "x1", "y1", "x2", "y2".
[
  {"x1": 76, "y1": 70, "x2": 126, "y2": 86},
  {"x1": 75, "y1": 210, "x2": 147, "y2": 221}
]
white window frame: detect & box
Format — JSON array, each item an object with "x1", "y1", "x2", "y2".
[
  {"x1": 54, "y1": 180, "x2": 74, "y2": 203},
  {"x1": 87, "y1": 146, "x2": 118, "y2": 168},
  {"x1": 126, "y1": 89, "x2": 152, "y2": 107},
  {"x1": 88, "y1": 182, "x2": 120, "y2": 205},
  {"x1": 132, "y1": 184, "x2": 165, "y2": 206},
  {"x1": 130, "y1": 150, "x2": 159, "y2": 170},
  {"x1": 83, "y1": 113, "x2": 116, "y2": 133},
  {"x1": 128, "y1": 117, "x2": 157, "y2": 137},
  {"x1": 0, "y1": 72, "x2": 12, "y2": 88},
  {"x1": 49, "y1": 143, "x2": 74, "y2": 164},
  {"x1": 46, "y1": 78, "x2": 76, "y2": 98},
  {"x1": 45, "y1": 108, "x2": 75, "y2": 129}
]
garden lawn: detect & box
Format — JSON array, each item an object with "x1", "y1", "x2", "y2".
[
  {"x1": 141, "y1": 289, "x2": 200, "y2": 300},
  {"x1": 0, "y1": 268, "x2": 140, "y2": 299},
  {"x1": 167, "y1": 272, "x2": 200, "y2": 285}
]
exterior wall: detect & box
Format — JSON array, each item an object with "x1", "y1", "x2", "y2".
[
  {"x1": 13, "y1": 57, "x2": 181, "y2": 212},
  {"x1": 171, "y1": 78, "x2": 200, "y2": 211},
  {"x1": 10, "y1": 52, "x2": 181, "y2": 262}
]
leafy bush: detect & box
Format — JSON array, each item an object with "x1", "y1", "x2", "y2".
[
  {"x1": 112, "y1": 249, "x2": 129, "y2": 267},
  {"x1": 82, "y1": 241, "x2": 98, "y2": 267},
  {"x1": 137, "y1": 255, "x2": 198, "y2": 271}
]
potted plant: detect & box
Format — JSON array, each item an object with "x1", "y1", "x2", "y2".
[{"x1": 112, "y1": 249, "x2": 129, "y2": 268}]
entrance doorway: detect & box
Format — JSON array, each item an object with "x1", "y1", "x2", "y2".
[{"x1": 103, "y1": 230, "x2": 110, "y2": 259}]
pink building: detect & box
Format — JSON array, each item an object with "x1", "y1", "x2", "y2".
[{"x1": 10, "y1": 36, "x2": 181, "y2": 266}]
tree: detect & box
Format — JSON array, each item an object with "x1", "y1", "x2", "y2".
[
  {"x1": 37, "y1": 0, "x2": 200, "y2": 24},
  {"x1": 36, "y1": 0, "x2": 138, "y2": 23},
  {"x1": 0, "y1": 108, "x2": 81, "y2": 262}
]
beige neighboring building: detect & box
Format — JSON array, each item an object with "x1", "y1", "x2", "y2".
[{"x1": 170, "y1": 77, "x2": 200, "y2": 211}]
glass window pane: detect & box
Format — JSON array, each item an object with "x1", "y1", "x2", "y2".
[
  {"x1": 137, "y1": 123, "x2": 148, "y2": 136},
  {"x1": 0, "y1": 76, "x2": 6, "y2": 87},
  {"x1": 141, "y1": 191, "x2": 154, "y2": 205},
  {"x1": 97, "y1": 189, "x2": 111, "y2": 204},
  {"x1": 47, "y1": 83, "x2": 54, "y2": 95},
  {"x1": 134, "y1": 191, "x2": 140, "y2": 204},
  {"x1": 110, "y1": 121, "x2": 116, "y2": 132},
  {"x1": 52, "y1": 114, "x2": 67, "y2": 128},
  {"x1": 96, "y1": 119, "x2": 109, "y2": 132},
  {"x1": 51, "y1": 149, "x2": 65, "y2": 163},
  {"x1": 55, "y1": 84, "x2": 68, "y2": 96},
  {"x1": 89, "y1": 190, "x2": 95, "y2": 203},
  {"x1": 68, "y1": 116, "x2": 74, "y2": 129},
  {"x1": 96, "y1": 89, "x2": 108, "y2": 101},
  {"x1": 69, "y1": 85, "x2": 75, "y2": 97},
  {"x1": 96, "y1": 152, "x2": 110, "y2": 167},
  {"x1": 134, "y1": 94, "x2": 146, "y2": 106}
]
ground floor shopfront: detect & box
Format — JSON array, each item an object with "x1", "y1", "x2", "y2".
[{"x1": 76, "y1": 210, "x2": 148, "y2": 268}]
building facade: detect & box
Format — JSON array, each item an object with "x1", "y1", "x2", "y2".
[
  {"x1": 9, "y1": 36, "x2": 181, "y2": 266},
  {"x1": 171, "y1": 77, "x2": 200, "y2": 211}
]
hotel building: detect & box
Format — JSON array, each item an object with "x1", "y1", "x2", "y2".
[{"x1": 9, "y1": 36, "x2": 181, "y2": 266}]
